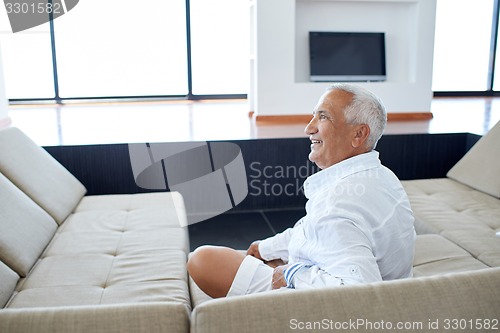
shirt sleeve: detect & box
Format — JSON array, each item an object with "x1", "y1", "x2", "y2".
[
  {"x1": 285, "y1": 214, "x2": 382, "y2": 289},
  {"x1": 258, "y1": 227, "x2": 294, "y2": 262}
]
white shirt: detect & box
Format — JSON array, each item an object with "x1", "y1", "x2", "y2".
[{"x1": 259, "y1": 151, "x2": 416, "y2": 289}]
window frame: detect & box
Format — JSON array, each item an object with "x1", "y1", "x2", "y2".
[{"x1": 7, "y1": 0, "x2": 500, "y2": 102}]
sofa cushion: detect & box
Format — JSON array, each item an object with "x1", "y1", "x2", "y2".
[
  {"x1": 0, "y1": 173, "x2": 57, "y2": 277},
  {"x1": 0, "y1": 261, "x2": 19, "y2": 308},
  {"x1": 189, "y1": 275, "x2": 213, "y2": 309},
  {"x1": 402, "y1": 178, "x2": 500, "y2": 267},
  {"x1": 0, "y1": 127, "x2": 86, "y2": 224},
  {"x1": 447, "y1": 120, "x2": 500, "y2": 198},
  {"x1": 8, "y1": 192, "x2": 191, "y2": 309},
  {"x1": 74, "y1": 192, "x2": 188, "y2": 231},
  {"x1": 413, "y1": 235, "x2": 489, "y2": 277}
]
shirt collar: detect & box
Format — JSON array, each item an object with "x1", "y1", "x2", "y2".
[{"x1": 303, "y1": 151, "x2": 381, "y2": 199}]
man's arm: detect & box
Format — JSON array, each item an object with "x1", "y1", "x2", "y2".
[
  {"x1": 280, "y1": 216, "x2": 382, "y2": 289},
  {"x1": 246, "y1": 219, "x2": 301, "y2": 263}
]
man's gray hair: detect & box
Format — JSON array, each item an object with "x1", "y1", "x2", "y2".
[{"x1": 327, "y1": 83, "x2": 387, "y2": 150}]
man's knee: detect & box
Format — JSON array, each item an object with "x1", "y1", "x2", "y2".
[
  {"x1": 187, "y1": 245, "x2": 246, "y2": 298},
  {"x1": 187, "y1": 245, "x2": 216, "y2": 279},
  {"x1": 187, "y1": 245, "x2": 246, "y2": 282}
]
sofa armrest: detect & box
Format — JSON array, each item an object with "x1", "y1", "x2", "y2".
[
  {"x1": 0, "y1": 302, "x2": 189, "y2": 333},
  {"x1": 191, "y1": 268, "x2": 500, "y2": 333}
]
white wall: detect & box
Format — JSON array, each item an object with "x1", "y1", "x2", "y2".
[
  {"x1": 250, "y1": 0, "x2": 437, "y2": 116},
  {"x1": 0, "y1": 43, "x2": 9, "y2": 128}
]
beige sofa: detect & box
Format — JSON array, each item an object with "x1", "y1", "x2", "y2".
[
  {"x1": 1, "y1": 124, "x2": 499, "y2": 333},
  {"x1": 0, "y1": 127, "x2": 191, "y2": 333}
]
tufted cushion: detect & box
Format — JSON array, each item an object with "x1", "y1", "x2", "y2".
[
  {"x1": 0, "y1": 173, "x2": 57, "y2": 277},
  {"x1": 413, "y1": 235, "x2": 489, "y2": 277},
  {"x1": 447, "y1": 120, "x2": 500, "y2": 198},
  {"x1": 0, "y1": 127, "x2": 86, "y2": 224},
  {"x1": 402, "y1": 178, "x2": 500, "y2": 267},
  {"x1": 74, "y1": 192, "x2": 188, "y2": 230},
  {"x1": 8, "y1": 192, "x2": 191, "y2": 309}
]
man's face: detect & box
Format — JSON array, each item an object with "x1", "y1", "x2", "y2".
[{"x1": 305, "y1": 89, "x2": 367, "y2": 169}]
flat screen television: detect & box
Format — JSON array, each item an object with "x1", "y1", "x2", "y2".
[{"x1": 309, "y1": 31, "x2": 386, "y2": 82}]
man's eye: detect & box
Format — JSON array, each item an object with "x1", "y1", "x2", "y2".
[{"x1": 319, "y1": 114, "x2": 328, "y2": 120}]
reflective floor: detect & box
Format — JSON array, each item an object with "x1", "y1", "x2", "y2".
[{"x1": 7, "y1": 96, "x2": 500, "y2": 146}]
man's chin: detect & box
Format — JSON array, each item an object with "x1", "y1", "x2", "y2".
[{"x1": 308, "y1": 154, "x2": 320, "y2": 168}]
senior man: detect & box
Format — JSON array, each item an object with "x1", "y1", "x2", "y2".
[{"x1": 188, "y1": 83, "x2": 416, "y2": 298}]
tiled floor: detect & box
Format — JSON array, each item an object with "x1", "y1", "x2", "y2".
[
  {"x1": 5, "y1": 96, "x2": 500, "y2": 250},
  {"x1": 6, "y1": 96, "x2": 500, "y2": 147},
  {"x1": 188, "y1": 208, "x2": 306, "y2": 251}
]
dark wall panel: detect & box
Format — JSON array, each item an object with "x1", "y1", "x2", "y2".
[
  {"x1": 44, "y1": 133, "x2": 479, "y2": 211},
  {"x1": 44, "y1": 144, "x2": 154, "y2": 196},
  {"x1": 376, "y1": 133, "x2": 470, "y2": 180}
]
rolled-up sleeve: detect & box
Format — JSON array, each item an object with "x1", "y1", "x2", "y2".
[{"x1": 258, "y1": 227, "x2": 294, "y2": 262}]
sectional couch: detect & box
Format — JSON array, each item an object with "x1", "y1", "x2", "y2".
[
  {"x1": 0, "y1": 127, "x2": 190, "y2": 332},
  {"x1": 0, "y1": 124, "x2": 499, "y2": 333}
]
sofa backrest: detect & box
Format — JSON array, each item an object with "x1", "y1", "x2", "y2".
[
  {"x1": 0, "y1": 172, "x2": 57, "y2": 278},
  {"x1": 447, "y1": 120, "x2": 500, "y2": 198},
  {"x1": 0, "y1": 127, "x2": 86, "y2": 224},
  {"x1": 191, "y1": 267, "x2": 500, "y2": 333}
]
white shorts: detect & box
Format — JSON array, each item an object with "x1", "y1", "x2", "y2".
[{"x1": 227, "y1": 255, "x2": 274, "y2": 297}]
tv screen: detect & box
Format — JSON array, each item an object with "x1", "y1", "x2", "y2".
[{"x1": 309, "y1": 31, "x2": 386, "y2": 82}]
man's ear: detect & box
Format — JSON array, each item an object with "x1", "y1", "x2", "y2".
[{"x1": 352, "y1": 124, "x2": 370, "y2": 149}]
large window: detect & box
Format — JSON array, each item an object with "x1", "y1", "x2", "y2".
[
  {"x1": 0, "y1": 10, "x2": 55, "y2": 99},
  {"x1": 432, "y1": 0, "x2": 496, "y2": 92},
  {"x1": 54, "y1": 0, "x2": 188, "y2": 98},
  {"x1": 3, "y1": 0, "x2": 500, "y2": 100},
  {"x1": 493, "y1": 9, "x2": 500, "y2": 91},
  {"x1": 0, "y1": 0, "x2": 249, "y2": 101},
  {"x1": 190, "y1": 0, "x2": 249, "y2": 95}
]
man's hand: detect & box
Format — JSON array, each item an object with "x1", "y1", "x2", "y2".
[
  {"x1": 264, "y1": 259, "x2": 285, "y2": 268},
  {"x1": 247, "y1": 241, "x2": 264, "y2": 260},
  {"x1": 248, "y1": 241, "x2": 286, "y2": 268},
  {"x1": 272, "y1": 264, "x2": 290, "y2": 289}
]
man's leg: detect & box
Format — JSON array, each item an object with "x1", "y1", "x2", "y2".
[{"x1": 187, "y1": 245, "x2": 246, "y2": 298}]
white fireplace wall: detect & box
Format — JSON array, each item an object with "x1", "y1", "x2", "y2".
[{"x1": 250, "y1": 0, "x2": 437, "y2": 116}]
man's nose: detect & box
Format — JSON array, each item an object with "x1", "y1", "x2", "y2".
[{"x1": 305, "y1": 117, "x2": 317, "y2": 135}]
